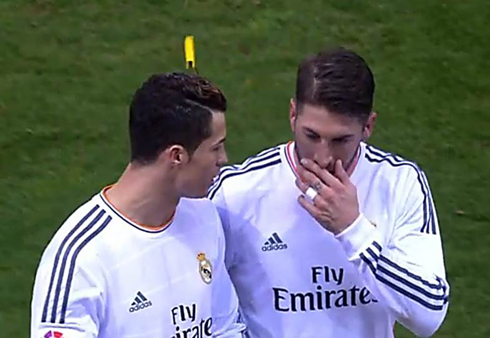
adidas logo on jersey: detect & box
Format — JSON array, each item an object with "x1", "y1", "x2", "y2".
[
  {"x1": 128, "y1": 291, "x2": 153, "y2": 313},
  {"x1": 262, "y1": 233, "x2": 288, "y2": 251}
]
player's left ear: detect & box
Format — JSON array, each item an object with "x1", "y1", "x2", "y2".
[
  {"x1": 166, "y1": 145, "x2": 190, "y2": 167},
  {"x1": 362, "y1": 112, "x2": 377, "y2": 141}
]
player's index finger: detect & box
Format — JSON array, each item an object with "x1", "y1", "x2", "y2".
[
  {"x1": 301, "y1": 158, "x2": 340, "y2": 187},
  {"x1": 298, "y1": 165, "x2": 324, "y2": 189},
  {"x1": 296, "y1": 163, "x2": 316, "y2": 182}
]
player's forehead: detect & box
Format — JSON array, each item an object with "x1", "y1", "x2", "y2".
[
  {"x1": 298, "y1": 104, "x2": 363, "y2": 136},
  {"x1": 195, "y1": 112, "x2": 226, "y2": 150},
  {"x1": 209, "y1": 112, "x2": 226, "y2": 139}
]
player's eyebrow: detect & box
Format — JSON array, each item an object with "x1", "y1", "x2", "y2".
[
  {"x1": 303, "y1": 127, "x2": 320, "y2": 135},
  {"x1": 332, "y1": 134, "x2": 355, "y2": 141},
  {"x1": 303, "y1": 127, "x2": 354, "y2": 140},
  {"x1": 213, "y1": 137, "x2": 226, "y2": 146}
]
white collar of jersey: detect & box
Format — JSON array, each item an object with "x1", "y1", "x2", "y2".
[
  {"x1": 98, "y1": 186, "x2": 174, "y2": 234},
  {"x1": 284, "y1": 141, "x2": 300, "y2": 178}
]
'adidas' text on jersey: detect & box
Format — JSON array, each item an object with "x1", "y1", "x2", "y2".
[
  {"x1": 262, "y1": 233, "x2": 288, "y2": 251},
  {"x1": 128, "y1": 291, "x2": 153, "y2": 313}
]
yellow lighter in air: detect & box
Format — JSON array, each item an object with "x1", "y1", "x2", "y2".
[{"x1": 184, "y1": 35, "x2": 196, "y2": 70}]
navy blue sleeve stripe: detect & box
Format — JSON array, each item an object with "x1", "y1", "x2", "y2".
[
  {"x1": 208, "y1": 150, "x2": 280, "y2": 197},
  {"x1": 361, "y1": 241, "x2": 448, "y2": 303},
  {"x1": 365, "y1": 151, "x2": 428, "y2": 231},
  {"x1": 370, "y1": 241, "x2": 445, "y2": 292},
  {"x1": 218, "y1": 150, "x2": 280, "y2": 178},
  {"x1": 366, "y1": 247, "x2": 380, "y2": 262},
  {"x1": 362, "y1": 253, "x2": 446, "y2": 310},
  {"x1": 364, "y1": 146, "x2": 436, "y2": 235},
  {"x1": 245, "y1": 146, "x2": 280, "y2": 164},
  {"x1": 377, "y1": 265, "x2": 446, "y2": 300},
  {"x1": 420, "y1": 172, "x2": 437, "y2": 235},
  {"x1": 47, "y1": 209, "x2": 107, "y2": 324},
  {"x1": 367, "y1": 240, "x2": 445, "y2": 292},
  {"x1": 360, "y1": 253, "x2": 376, "y2": 275},
  {"x1": 378, "y1": 255, "x2": 444, "y2": 290},
  {"x1": 365, "y1": 146, "x2": 436, "y2": 235},
  {"x1": 243, "y1": 145, "x2": 280, "y2": 160},
  {"x1": 221, "y1": 147, "x2": 280, "y2": 174},
  {"x1": 367, "y1": 245, "x2": 446, "y2": 299},
  {"x1": 212, "y1": 149, "x2": 280, "y2": 181},
  {"x1": 420, "y1": 173, "x2": 434, "y2": 234},
  {"x1": 41, "y1": 204, "x2": 100, "y2": 323},
  {"x1": 208, "y1": 158, "x2": 281, "y2": 200},
  {"x1": 376, "y1": 275, "x2": 446, "y2": 311},
  {"x1": 365, "y1": 146, "x2": 428, "y2": 199},
  {"x1": 431, "y1": 198, "x2": 436, "y2": 235},
  {"x1": 59, "y1": 215, "x2": 111, "y2": 324},
  {"x1": 99, "y1": 196, "x2": 171, "y2": 234}
]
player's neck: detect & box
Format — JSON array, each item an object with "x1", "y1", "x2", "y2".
[{"x1": 105, "y1": 163, "x2": 178, "y2": 229}]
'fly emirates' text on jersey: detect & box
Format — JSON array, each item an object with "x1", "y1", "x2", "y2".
[
  {"x1": 209, "y1": 142, "x2": 449, "y2": 338},
  {"x1": 31, "y1": 188, "x2": 244, "y2": 338}
]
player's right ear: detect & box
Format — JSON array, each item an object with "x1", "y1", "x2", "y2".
[
  {"x1": 362, "y1": 112, "x2": 377, "y2": 141},
  {"x1": 289, "y1": 98, "x2": 298, "y2": 132}
]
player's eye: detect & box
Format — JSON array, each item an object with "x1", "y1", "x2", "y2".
[
  {"x1": 332, "y1": 136, "x2": 352, "y2": 145},
  {"x1": 306, "y1": 132, "x2": 320, "y2": 142},
  {"x1": 212, "y1": 144, "x2": 223, "y2": 152}
]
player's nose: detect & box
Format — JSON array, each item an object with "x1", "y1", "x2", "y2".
[{"x1": 217, "y1": 149, "x2": 228, "y2": 167}]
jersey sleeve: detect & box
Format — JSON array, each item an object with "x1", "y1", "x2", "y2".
[
  {"x1": 335, "y1": 170, "x2": 449, "y2": 337},
  {"x1": 31, "y1": 248, "x2": 105, "y2": 338},
  {"x1": 211, "y1": 208, "x2": 246, "y2": 337}
]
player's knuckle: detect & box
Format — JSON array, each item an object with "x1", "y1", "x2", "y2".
[
  {"x1": 316, "y1": 197, "x2": 328, "y2": 208},
  {"x1": 321, "y1": 191, "x2": 333, "y2": 202}
]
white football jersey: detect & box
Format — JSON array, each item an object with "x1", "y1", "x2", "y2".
[
  {"x1": 209, "y1": 142, "x2": 449, "y2": 338},
  {"x1": 31, "y1": 187, "x2": 245, "y2": 338}
]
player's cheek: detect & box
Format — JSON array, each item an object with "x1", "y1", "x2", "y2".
[{"x1": 298, "y1": 144, "x2": 314, "y2": 161}]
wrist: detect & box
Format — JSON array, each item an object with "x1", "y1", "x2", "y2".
[
  {"x1": 334, "y1": 212, "x2": 361, "y2": 235},
  {"x1": 335, "y1": 213, "x2": 378, "y2": 259}
]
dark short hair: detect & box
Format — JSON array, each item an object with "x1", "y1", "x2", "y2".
[
  {"x1": 129, "y1": 72, "x2": 227, "y2": 164},
  {"x1": 295, "y1": 47, "x2": 375, "y2": 122}
]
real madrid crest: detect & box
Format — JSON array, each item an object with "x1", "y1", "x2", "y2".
[{"x1": 197, "y1": 253, "x2": 212, "y2": 284}]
